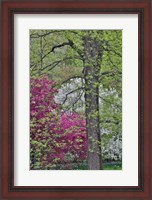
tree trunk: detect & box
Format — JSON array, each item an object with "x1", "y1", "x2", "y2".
[{"x1": 83, "y1": 36, "x2": 102, "y2": 170}]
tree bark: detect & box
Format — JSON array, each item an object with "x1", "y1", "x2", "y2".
[{"x1": 83, "y1": 36, "x2": 102, "y2": 170}]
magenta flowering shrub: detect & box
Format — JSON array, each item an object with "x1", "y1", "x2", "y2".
[
  {"x1": 30, "y1": 76, "x2": 86, "y2": 170},
  {"x1": 60, "y1": 112, "x2": 86, "y2": 161}
]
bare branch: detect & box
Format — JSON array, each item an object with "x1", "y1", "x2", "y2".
[
  {"x1": 66, "y1": 91, "x2": 84, "y2": 111},
  {"x1": 61, "y1": 76, "x2": 84, "y2": 85},
  {"x1": 38, "y1": 41, "x2": 72, "y2": 62},
  {"x1": 51, "y1": 42, "x2": 70, "y2": 52},
  {"x1": 39, "y1": 56, "x2": 82, "y2": 76},
  {"x1": 62, "y1": 87, "x2": 84, "y2": 105},
  {"x1": 30, "y1": 31, "x2": 63, "y2": 38}
]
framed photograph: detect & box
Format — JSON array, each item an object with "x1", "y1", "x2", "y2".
[{"x1": 1, "y1": 0, "x2": 151, "y2": 199}]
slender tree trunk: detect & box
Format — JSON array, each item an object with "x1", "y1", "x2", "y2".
[{"x1": 83, "y1": 36, "x2": 102, "y2": 170}]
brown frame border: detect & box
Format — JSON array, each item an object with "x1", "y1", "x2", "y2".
[{"x1": 1, "y1": 0, "x2": 151, "y2": 199}]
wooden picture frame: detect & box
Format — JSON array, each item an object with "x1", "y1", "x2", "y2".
[{"x1": 1, "y1": 0, "x2": 151, "y2": 199}]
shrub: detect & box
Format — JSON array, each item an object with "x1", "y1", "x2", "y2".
[{"x1": 30, "y1": 76, "x2": 86, "y2": 170}]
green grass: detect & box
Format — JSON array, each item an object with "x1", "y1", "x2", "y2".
[
  {"x1": 73, "y1": 164, "x2": 87, "y2": 170},
  {"x1": 73, "y1": 163, "x2": 122, "y2": 170},
  {"x1": 103, "y1": 163, "x2": 122, "y2": 170}
]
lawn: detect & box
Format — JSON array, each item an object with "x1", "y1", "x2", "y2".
[{"x1": 73, "y1": 162, "x2": 122, "y2": 170}]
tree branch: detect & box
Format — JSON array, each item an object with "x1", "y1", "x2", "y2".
[
  {"x1": 99, "y1": 96, "x2": 121, "y2": 110},
  {"x1": 66, "y1": 91, "x2": 84, "y2": 112},
  {"x1": 30, "y1": 31, "x2": 63, "y2": 38},
  {"x1": 99, "y1": 70, "x2": 122, "y2": 82},
  {"x1": 38, "y1": 56, "x2": 81, "y2": 76},
  {"x1": 68, "y1": 39, "x2": 84, "y2": 59},
  {"x1": 100, "y1": 119, "x2": 120, "y2": 125},
  {"x1": 103, "y1": 46, "x2": 122, "y2": 57},
  {"x1": 51, "y1": 42, "x2": 70, "y2": 52},
  {"x1": 61, "y1": 76, "x2": 84, "y2": 85},
  {"x1": 62, "y1": 87, "x2": 84, "y2": 105},
  {"x1": 39, "y1": 41, "x2": 72, "y2": 62}
]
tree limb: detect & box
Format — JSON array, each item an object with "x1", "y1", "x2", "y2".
[
  {"x1": 40, "y1": 41, "x2": 72, "y2": 62},
  {"x1": 30, "y1": 31, "x2": 63, "y2": 38},
  {"x1": 68, "y1": 39, "x2": 84, "y2": 59},
  {"x1": 62, "y1": 87, "x2": 84, "y2": 105},
  {"x1": 41, "y1": 56, "x2": 80, "y2": 72},
  {"x1": 66, "y1": 91, "x2": 84, "y2": 112},
  {"x1": 61, "y1": 76, "x2": 84, "y2": 85}
]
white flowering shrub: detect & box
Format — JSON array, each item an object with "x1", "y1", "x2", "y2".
[{"x1": 101, "y1": 134, "x2": 122, "y2": 161}]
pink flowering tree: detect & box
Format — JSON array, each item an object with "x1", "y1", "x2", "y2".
[{"x1": 30, "y1": 76, "x2": 86, "y2": 170}]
